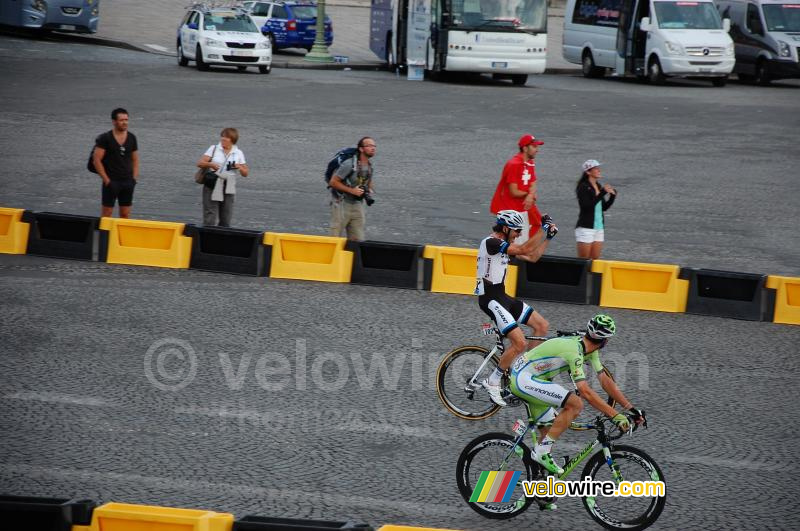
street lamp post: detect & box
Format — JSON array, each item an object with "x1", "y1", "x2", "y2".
[{"x1": 304, "y1": 0, "x2": 334, "y2": 63}]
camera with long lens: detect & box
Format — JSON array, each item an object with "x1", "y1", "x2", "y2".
[{"x1": 359, "y1": 185, "x2": 375, "y2": 206}]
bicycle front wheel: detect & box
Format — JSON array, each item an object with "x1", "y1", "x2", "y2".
[
  {"x1": 436, "y1": 346, "x2": 500, "y2": 420},
  {"x1": 456, "y1": 432, "x2": 538, "y2": 519},
  {"x1": 580, "y1": 444, "x2": 666, "y2": 531}
]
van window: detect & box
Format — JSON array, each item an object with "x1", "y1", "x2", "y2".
[
  {"x1": 762, "y1": 3, "x2": 800, "y2": 32},
  {"x1": 746, "y1": 3, "x2": 765, "y2": 33},
  {"x1": 653, "y1": 1, "x2": 723, "y2": 29},
  {"x1": 252, "y1": 2, "x2": 272, "y2": 16},
  {"x1": 573, "y1": 0, "x2": 624, "y2": 27}
]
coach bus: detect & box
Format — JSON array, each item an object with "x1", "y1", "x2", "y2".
[
  {"x1": 370, "y1": 0, "x2": 548, "y2": 84},
  {"x1": 0, "y1": 0, "x2": 99, "y2": 34}
]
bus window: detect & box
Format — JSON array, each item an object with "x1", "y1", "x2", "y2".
[{"x1": 449, "y1": 0, "x2": 546, "y2": 31}]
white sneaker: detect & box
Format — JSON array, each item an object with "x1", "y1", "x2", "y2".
[
  {"x1": 481, "y1": 379, "x2": 507, "y2": 407},
  {"x1": 532, "y1": 447, "x2": 564, "y2": 475}
]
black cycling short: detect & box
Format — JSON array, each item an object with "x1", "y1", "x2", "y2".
[
  {"x1": 478, "y1": 292, "x2": 533, "y2": 336},
  {"x1": 102, "y1": 179, "x2": 136, "y2": 207}
]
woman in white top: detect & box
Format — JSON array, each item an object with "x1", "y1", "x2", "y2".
[{"x1": 196, "y1": 127, "x2": 249, "y2": 227}]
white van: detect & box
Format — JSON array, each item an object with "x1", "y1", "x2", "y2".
[
  {"x1": 563, "y1": 0, "x2": 736, "y2": 85},
  {"x1": 715, "y1": 0, "x2": 800, "y2": 83}
]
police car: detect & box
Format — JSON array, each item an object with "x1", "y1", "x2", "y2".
[{"x1": 177, "y1": 6, "x2": 272, "y2": 73}]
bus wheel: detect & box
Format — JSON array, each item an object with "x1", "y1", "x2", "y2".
[
  {"x1": 648, "y1": 57, "x2": 665, "y2": 85},
  {"x1": 511, "y1": 74, "x2": 528, "y2": 86},
  {"x1": 582, "y1": 51, "x2": 604, "y2": 78}
]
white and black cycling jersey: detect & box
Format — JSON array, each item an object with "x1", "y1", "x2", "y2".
[{"x1": 475, "y1": 236, "x2": 509, "y2": 298}]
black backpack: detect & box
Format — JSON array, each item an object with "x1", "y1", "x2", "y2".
[
  {"x1": 87, "y1": 132, "x2": 108, "y2": 174},
  {"x1": 324, "y1": 147, "x2": 359, "y2": 186}
]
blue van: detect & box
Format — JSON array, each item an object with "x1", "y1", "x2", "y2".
[{"x1": 241, "y1": 1, "x2": 333, "y2": 50}]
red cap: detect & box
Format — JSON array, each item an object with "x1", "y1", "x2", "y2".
[{"x1": 518, "y1": 134, "x2": 544, "y2": 148}]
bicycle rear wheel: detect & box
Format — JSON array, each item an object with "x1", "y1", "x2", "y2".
[
  {"x1": 456, "y1": 432, "x2": 539, "y2": 519},
  {"x1": 580, "y1": 445, "x2": 666, "y2": 530},
  {"x1": 436, "y1": 346, "x2": 500, "y2": 420}
]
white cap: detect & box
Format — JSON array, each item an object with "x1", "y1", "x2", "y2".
[{"x1": 582, "y1": 159, "x2": 602, "y2": 172}]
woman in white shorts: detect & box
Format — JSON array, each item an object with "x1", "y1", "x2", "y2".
[{"x1": 575, "y1": 159, "x2": 616, "y2": 259}]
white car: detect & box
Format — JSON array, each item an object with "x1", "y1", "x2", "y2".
[{"x1": 177, "y1": 7, "x2": 272, "y2": 73}]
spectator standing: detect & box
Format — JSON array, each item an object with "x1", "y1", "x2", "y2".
[
  {"x1": 93, "y1": 108, "x2": 139, "y2": 218},
  {"x1": 490, "y1": 134, "x2": 545, "y2": 244},
  {"x1": 575, "y1": 159, "x2": 616, "y2": 259},
  {"x1": 197, "y1": 128, "x2": 249, "y2": 227},
  {"x1": 329, "y1": 137, "x2": 376, "y2": 241}
]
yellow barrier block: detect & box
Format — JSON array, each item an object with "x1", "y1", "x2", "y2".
[
  {"x1": 378, "y1": 526, "x2": 463, "y2": 531},
  {"x1": 263, "y1": 232, "x2": 353, "y2": 283},
  {"x1": 0, "y1": 207, "x2": 30, "y2": 254},
  {"x1": 766, "y1": 276, "x2": 800, "y2": 325},
  {"x1": 591, "y1": 260, "x2": 688, "y2": 313},
  {"x1": 72, "y1": 502, "x2": 233, "y2": 531},
  {"x1": 423, "y1": 245, "x2": 517, "y2": 296},
  {"x1": 100, "y1": 217, "x2": 192, "y2": 269}
]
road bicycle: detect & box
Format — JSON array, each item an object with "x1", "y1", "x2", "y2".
[
  {"x1": 436, "y1": 325, "x2": 615, "y2": 420},
  {"x1": 456, "y1": 412, "x2": 666, "y2": 530}
]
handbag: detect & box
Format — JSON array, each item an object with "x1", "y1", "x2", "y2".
[{"x1": 194, "y1": 145, "x2": 220, "y2": 186}]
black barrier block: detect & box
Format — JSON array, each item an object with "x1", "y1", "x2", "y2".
[
  {"x1": 0, "y1": 495, "x2": 95, "y2": 531},
  {"x1": 515, "y1": 255, "x2": 597, "y2": 305},
  {"x1": 184, "y1": 225, "x2": 267, "y2": 276},
  {"x1": 345, "y1": 240, "x2": 424, "y2": 289},
  {"x1": 234, "y1": 515, "x2": 373, "y2": 530},
  {"x1": 681, "y1": 268, "x2": 773, "y2": 321},
  {"x1": 22, "y1": 211, "x2": 99, "y2": 261}
]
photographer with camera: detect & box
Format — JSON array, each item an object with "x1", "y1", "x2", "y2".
[
  {"x1": 197, "y1": 127, "x2": 249, "y2": 227},
  {"x1": 329, "y1": 137, "x2": 376, "y2": 241}
]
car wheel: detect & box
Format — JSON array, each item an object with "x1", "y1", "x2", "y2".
[
  {"x1": 581, "y1": 51, "x2": 604, "y2": 78},
  {"x1": 755, "y1": 61, "x2": 770, "y2": 85},
  {"x1": 648, "y1": 56, "x2": 665, "y2": 85},
  {"x1": 196, "y1": 45, "x2": 209, "y2": 71},
  {"x1": 711, "y1": 76, "x2": 727, "y2": 87},
  {"x1": 177, "y1": 41, "x2": 188, "y2": 66},
  {"x1": 259, "y1": 65, "x2": 271, "y2": 74},
  {"x1": 511, "y1": 74, "x2": 528, "y2": 86}
]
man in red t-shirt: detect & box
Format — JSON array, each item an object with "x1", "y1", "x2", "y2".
[{"x1": 490, "y1": 134, "x2": 546, "y2": 243}]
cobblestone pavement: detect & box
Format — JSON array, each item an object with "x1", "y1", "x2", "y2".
[{"x1": 0, "y1": 253, "x2": 798, "y2": 530}]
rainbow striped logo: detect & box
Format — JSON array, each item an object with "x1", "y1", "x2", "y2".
[{"x1": 469, "y1": 471, "x2": 522, "y2": 503}]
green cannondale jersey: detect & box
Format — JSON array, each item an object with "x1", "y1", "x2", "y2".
[{"x1": 511, "y1": 336, "x2": 604, "y2": 384}]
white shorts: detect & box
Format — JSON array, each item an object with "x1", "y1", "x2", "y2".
[{"x1": 575, "y1": 227, "x2": 604, "y2": 243}]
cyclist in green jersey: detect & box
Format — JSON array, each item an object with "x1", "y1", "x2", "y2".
[{"x1": 509, "y1": 314, "x2": 645, "y2": 475}]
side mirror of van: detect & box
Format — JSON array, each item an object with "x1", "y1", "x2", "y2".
[
  {"x1": 723, "y1": 18, "x2": 731, "y2": 32},
  {"x1": 640, "y1": 17, "x2": 651, "y2": 32}
]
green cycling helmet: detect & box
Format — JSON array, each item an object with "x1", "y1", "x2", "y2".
[{"x1": 587, "y1": 314, "x2": 616, "y2": 340}]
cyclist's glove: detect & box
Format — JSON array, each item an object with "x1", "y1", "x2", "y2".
[
  {"x1": 611, "y1": 413, "x2": 632, "y2": 435},
  {"x1": 628, "y1": 407, "x2": 647, "y2": 430}
]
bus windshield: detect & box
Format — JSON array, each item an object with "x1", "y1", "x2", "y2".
[
  {"x1": 763, "y1": 4, "x2": 800, "y2": 32},
  {"x1": 653, "y1": 1, "x2": 723, "y2": 29},
  {"x1": 449, "y1": 0, "x2": 547, "y2": 32}
]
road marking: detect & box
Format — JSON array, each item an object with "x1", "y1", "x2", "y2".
[
  {"x1": 4, "y1": 391, "x2": 110, "y2": 407},
  {"x1": 0, "y1": 463, "x2": 466, "y2": 518},
  {"x1": 145, "y1": 44, "x2": 169, "y2": 52}
]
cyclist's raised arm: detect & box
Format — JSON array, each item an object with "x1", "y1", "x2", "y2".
[{"x1": 506, "y1": 230, "x2": 547, "y2": 257}]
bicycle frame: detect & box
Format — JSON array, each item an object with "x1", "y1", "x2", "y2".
[{"x1": 464, "y1": 328, "x2": 554, "y2": 392}]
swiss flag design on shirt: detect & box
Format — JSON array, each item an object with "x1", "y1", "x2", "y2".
[{"x1": 490, "y1": 153, "x2": 541, "y2": 229}]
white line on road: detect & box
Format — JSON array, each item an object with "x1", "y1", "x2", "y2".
[{"x1": 4, "y1": 391, "x2": 110, "y2": 407}]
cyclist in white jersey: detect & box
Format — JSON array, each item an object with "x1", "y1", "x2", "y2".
[{"x1": 477, "y1": 210, "x2": 559, "y2": 406}]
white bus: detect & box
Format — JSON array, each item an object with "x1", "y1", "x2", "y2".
[{"x1": 370, "y1": 0, "x2": 548, "y2": 84}]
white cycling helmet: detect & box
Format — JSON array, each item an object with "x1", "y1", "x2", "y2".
[{"x1": 496, "y1": 210, "x2": 525, "y2": 231}]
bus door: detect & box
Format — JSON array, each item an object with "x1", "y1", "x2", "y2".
[{"x1": 615, "y1": 0, "x2": 649, "y2": 75}]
